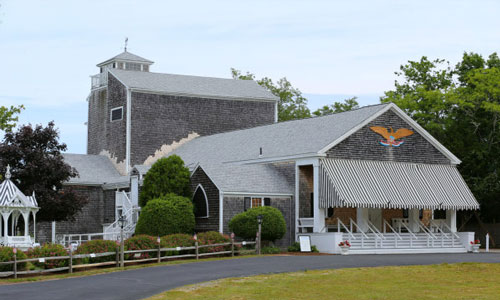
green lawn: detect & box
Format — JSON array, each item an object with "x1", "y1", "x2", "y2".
[{"x1": 149, "y1": 263, "x2": 500, "y2": 300}]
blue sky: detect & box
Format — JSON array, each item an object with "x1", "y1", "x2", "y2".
[{"x1": 0, "y1": 0, "x2": 499, "y2": 153}]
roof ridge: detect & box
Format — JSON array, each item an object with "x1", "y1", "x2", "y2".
[
  {"x1": 112, "y1": 68, "x2": 259, "y2": 83},
  {"x1": 192, "y1": 102, "x2": 390, "y2": 142}
]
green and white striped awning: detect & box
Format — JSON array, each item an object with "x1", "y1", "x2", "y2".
[{"x1": 319, "y1": 159, "x2": 479, "y2": 210}]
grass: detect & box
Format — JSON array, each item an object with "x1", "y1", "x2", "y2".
[
  {"x1": 0, "y1": 254, "x2": 259, "y2": 285},
  {"x1": 148, "y1": 263, "x2": 500, "y2": 300}
]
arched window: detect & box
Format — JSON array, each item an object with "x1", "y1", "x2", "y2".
[{"x1": 193, "y1": 184, "x2": 209, "y2": 218}]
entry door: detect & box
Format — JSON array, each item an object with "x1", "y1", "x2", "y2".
[{"x1": 368, "y1": 208, "x2": 382, "y2": 231}]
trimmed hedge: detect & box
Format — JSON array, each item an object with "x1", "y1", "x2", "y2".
[
  {"x1": 27, "y1": 244, "x2": 68, "y2": 269},
  {"x1": 139, "y1": 155, "x2": 192, "y2": 207},
  {"x1": 160, "y1": 233, "x2": 195, "y2": 256},
  {"x1": 135, "y1": 194, "x2": 195, "y2": 237},
  {"x1": 197, "y1": 231, "x2": 232, "y2": 254},
  {"x1": 0, "y1": 246, "x2": 28, "y2": 272},
  {"x1": 229, "y1": 206, "x2": 286, "y2": 242},
  {"x1": 287, "y1": 242, "x2": 319, "y2": 253},
  {"x1": 261, "y1": 246, "x2": 281, "y2": 254},
  {"x1": 75, "y1": 240, "x2": 118, "y2": 263},
  {"x1": 124, "y1": 235, "x2": 159, "y2": 260}
]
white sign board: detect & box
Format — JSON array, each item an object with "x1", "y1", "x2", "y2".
[
  {"x1": 90, "y1": 253, "x2": 96, "y2": 258},
  {"x1": 299, "y1": 235, "x2": 311, "y2": 252}
]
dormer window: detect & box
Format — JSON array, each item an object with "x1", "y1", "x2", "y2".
[{"x1": 110, "y1": 107, "x2": 123, "y2": 122}]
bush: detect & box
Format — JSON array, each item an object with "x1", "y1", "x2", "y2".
[
  {"x1": 0, "y1": 247, "x2": 28, "y2": 272},
  {"x1": 160, "y1": 233, "x2": 195, "y2": 256},
  {"x1": 75, "y1": 240, "x2": 118, "y2": 263},
  {"x1": 261, "y1": 246, "x2": 281, "y2": 254},
  {"x1": 135, "y1": 194, "x2": 195, "y2": 236},
  {"x1": 287, "y1": 242, "x2": 319, "y2": 253},
  {"x1": 139, "y1": 155, "x2": 192, "y2": 207},
  {"x1": 27, "y1": 243, "x2": 68, "y2": 269},
  {"x1": 197, "y1": 231, "x2": 232, "y2": 254},
  {"x1": 124, "y1": 235, "x2": 159, "y2": 260},
  {"x1": 229, "y1": 206, "x2": 286, "y2": 242}
]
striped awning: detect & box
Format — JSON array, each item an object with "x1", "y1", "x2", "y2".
[{"x1": 319, "y1": 159, "x2": 479, "y2": 210}]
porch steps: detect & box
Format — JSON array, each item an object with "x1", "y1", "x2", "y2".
[{"x1": 347, "y1": 232, "x2": 467, "y2": 254}]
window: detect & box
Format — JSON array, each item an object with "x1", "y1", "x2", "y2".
[
  {"x1": 434, "y1": 209, "x2": 446, "y2": 219},
  {"x1": 110, "y1": 107, "x2": 123, "y2": 122},
  {"x1": 126, "y1": 62, "x2": 141, "y2": 71},
  {"x1": 251, "y1": 197, "x2": 271, "y2": 208},
  {"x1": 192, "y1": 185, "x2": 209, "y2": 218}
]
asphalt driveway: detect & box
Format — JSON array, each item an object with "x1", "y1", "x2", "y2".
[{"x1": 1, "y1": 253, "x2": 499, "y2": 300}]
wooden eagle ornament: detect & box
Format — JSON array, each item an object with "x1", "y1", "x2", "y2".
[{"x1": 370, "y1": 126, "x2": 414, "y2": 147}]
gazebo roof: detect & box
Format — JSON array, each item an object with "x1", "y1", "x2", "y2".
[{"x1": 0, "y1": 166, "x2": 38, "y2": 208}]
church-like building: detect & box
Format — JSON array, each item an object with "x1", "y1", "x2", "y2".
[{"x1": 36, "y1": 50, "x2": 480, "y2": 254}]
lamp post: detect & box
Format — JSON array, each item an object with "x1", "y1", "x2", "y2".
[
  {"x1": 257, "y1": 215, "x2": 263, "y2": 255},
  {"x1": 118, "y1": 214, "x2": 126, "y2": 268}
]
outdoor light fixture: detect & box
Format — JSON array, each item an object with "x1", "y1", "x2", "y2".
[
  {"x1": 257, "y1": 214, "x2": 263, "y2": 224},
  {"x1": 118, "y1": 214, "x2": 126, "y2": 229}
]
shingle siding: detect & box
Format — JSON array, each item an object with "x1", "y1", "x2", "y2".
[
  {"x1": 190, "y1": 167, "x2": 219, "y2": 232},
  {"x1": 130, "y1": 92, "x2": 275, "y2": 165},
  {"x1": 35, "y1": 185, "x2": 115, "y2": 244},
  {"x1": 222, "y1": 196, "x2": 295, "y2": 248},
  {"x1": 326, "y1": 110, "x2": 451, "y2": 164}
]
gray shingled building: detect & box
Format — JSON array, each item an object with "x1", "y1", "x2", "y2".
[{"x1": 39, "y1": 51, "x2": 480, "y2": 254}]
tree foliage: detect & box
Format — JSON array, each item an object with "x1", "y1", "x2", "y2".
[
  {"x1": 0, "y1": 105, "x2": 24, "y2": 132},
  {"x1": 231, "y1": 68, "x2": 359, "y2": 120},
  {"x1": 135, "y1": 194, "x2": 196, "y2": 236},
  {"x1": 139, "y1": 155, "x2": 191, "y2": 207},
  {"x1": 382, "y1": 52, "x2": 500, "y2": 221},
  {"x1": 312, "y1": 97, "x2": 359, "y2": 116},
  {"x1": 228, "y1": 206, "x2": 286, "y2": 242},
  {"x1": 0, "y1": 122, "x2": 86, "y2": 222}
]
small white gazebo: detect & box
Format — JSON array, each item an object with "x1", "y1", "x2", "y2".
[{"x1": 0, "y1": 166, "x2": 39, "y2": 248}]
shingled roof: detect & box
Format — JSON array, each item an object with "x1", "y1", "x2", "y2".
[
  {"x1": 97, "y1": 51, "x2": 154, "y2": 67},
  {"x1": 109, "y1": 69, "x2": 278, "y2": 101},
  {"x1": 63, "y1": 154, "x2": 128, "y2": 187}
]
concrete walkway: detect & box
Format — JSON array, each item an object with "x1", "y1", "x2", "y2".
[{"x1": 1, "y1": 253, "x2": 499, "y2": 300}]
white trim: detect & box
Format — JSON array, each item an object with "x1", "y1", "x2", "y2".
[
  {"x1": 219, "y1": 191, "x2": 224, "y2": 233},
  {"x1": 226, "y1": 152, "x2": 325, "y2": 165},
  {"x1": 294, "y1": 163, "x2": 300, "y2": 241},
  {"x1": 125, "y1": 88, "x2": 132, "y2": 174},
  {"x1": 317, "y1": 103, "x2": 461, "y2": 165},
  {"x1": 223, "y1": 191, "x2": 293, "y2": 197},
  {"x1": 274, "y1": 101, "x2": 278, "y2": 123},
  {"x1": 97, "y1": 58, "x2": 154, "y2": 67},
  {"x1": 193, "y1": 184, "x2": 209, "y2": 218},
  {"x1": 129, "y1": 88, "x2": 278, "y2": 103},
  {"x1": 110, "y1": 106, "x2": 124, "y2": 122}
]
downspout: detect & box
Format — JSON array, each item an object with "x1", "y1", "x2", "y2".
[
  {"x1": 219, "y1": 191, "x2": 224, "y2": 233},
  {"x1": 125, "y1": 88, "x2": 132, "y2": 174}
]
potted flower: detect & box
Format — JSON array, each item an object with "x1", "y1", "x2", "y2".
[
  {"x1": 338, "y1": 240, "x2": 351, "y2": 255},
  {"x1": 470, "y1": 240, "x2": 481, "y2": 253}
]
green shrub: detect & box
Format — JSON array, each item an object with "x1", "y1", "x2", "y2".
[
  {"x1": 124, "y1": 235, "x2": 159, "y2": 260},
  {"x1": 0, "y1": 246, "x2": 28, "y2": 272},
  {"x1": 160, "y1": 233, "x2": 195, "y2": 256},
  {"x1": 287, "y1": 242, "x2": 319, "y2": 253},
  {"x1": 261, "y1": 246, "x2": 281, "y2": 254},
  {"x1": 139, "y1": 155, "x2": 192, "y2": 207},
  {"x1": 135, "y1": 194, "x2": 195, "y2": 236},
  {"x1": 229, "y1": 206, "x2": 286, "y2": 242},
  {"x1": 197, "y1": 231, "x2": 232, "y2": 254},
  {"x1": 75, "y1": 240, "x2": 118, "y2": 263},
  {"x1": 27, "y1": 243, "x2": 68, "y2": 269}
]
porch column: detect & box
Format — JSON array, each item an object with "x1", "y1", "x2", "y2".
[
  {"x1": 446, "y1": 209, "x2": 457, "y2": 232},
  {"x1": 313, "y1": 162, "x2": 325, "y2": 232},
  {"x1": 356, "y1": 207, "x2": 369, "y2": 232},
  {"x1": 22, "y1": 212, "x2": 29, "y2": 238},
  {"x1": 2, "y1": 213, "x2": 9, "y2": 238},
  {"x1": 408, "y1": 209, "x2": 420, "y2": 232}
]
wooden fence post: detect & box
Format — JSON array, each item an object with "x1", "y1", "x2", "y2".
[
  {"x1": 195, "y1": 241, "x2": 199, "y2": 260},
  {"x1": 115, "y1": 249, "x2": 120, "y2": 268},
  {"x1": 13, "y1": 250, "x2": 17, "y2": 279},
  {"x1": 157, "y1": 237, "x2": 161, "y2": 264},
  {"x1": 231, "y1": 232, "x2": 235, "y2": 257},
  {"x1": 69, "y1": 247, "x2": 73, "y2": 274}
]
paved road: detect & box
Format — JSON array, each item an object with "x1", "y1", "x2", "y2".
[{"x1": 1, "y1": 253, "x2": 499, "y2": 300}]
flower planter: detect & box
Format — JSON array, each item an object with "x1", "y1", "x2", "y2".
[
  {"x1": 471, "y1": 244, "x2": 480, "y2": 253},
  {"x1": 340, "y1": 245, "x2": 350, "y2": 255}
]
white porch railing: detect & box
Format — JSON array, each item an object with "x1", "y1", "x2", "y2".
[{"x1": 91, "y1": 72, "x2": 108, "y2": 89}]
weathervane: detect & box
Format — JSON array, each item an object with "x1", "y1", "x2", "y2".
[{"x1": 124, "y1": 37, "x2": 128, "y2": 52}]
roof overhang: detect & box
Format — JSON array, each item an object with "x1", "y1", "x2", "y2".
[{"x1": 319, "y1": 158, "x2": 479, "y2": 210}]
